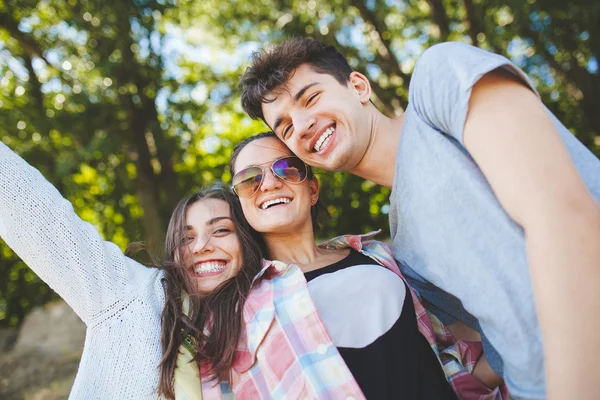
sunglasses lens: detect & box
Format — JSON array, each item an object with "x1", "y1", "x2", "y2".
[
  {"x1": 232, "y1": 167, "x2": 262, "y2": 197},
  {"x1": 272, "y1": 157, "x2": 308, "y2": 183}
]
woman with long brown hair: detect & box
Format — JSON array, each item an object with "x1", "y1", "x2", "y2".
[
  {"x1": 157, "y1": 189, "x2": 265, "y2": 398},
  {"x1": 0, "y1": 140, "x2": 264, "y2": 399}
]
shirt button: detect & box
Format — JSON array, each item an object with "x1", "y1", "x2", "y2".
[
  {"x1": 293, "y1": 292, "x2": 302, "y2": 301},
  {"x1": 346, "y1": 397, "x2": 356, "y2": 400},
  {"x1": 317, "y1": 344, "x2": 328, "y2": 355}
]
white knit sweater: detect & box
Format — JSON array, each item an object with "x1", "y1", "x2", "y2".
[{"x1": 0, "y1": 141, "x2": 168, "y2": 399}]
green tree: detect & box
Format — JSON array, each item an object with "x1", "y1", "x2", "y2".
[{"x1": 0, "y1": 0, "x2": 597, "y2": 327}]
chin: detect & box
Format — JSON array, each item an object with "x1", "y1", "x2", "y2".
[
  {"x1": 194, "y1": 279, "x2": 220, "y2": 293},
  {"x1": 268, "y1": 221, "x2": 310, "y2": 235},
  {"x1": 201, "y1": 283, "x2": 221, "y2": 293},
  {"x1": 259, "y1": 221, "x2": 293, "y2": 234}
]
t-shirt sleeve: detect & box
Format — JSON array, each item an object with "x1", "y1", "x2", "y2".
[{"x1": 408, "y1": 42, "x2": 539, "y2": 145}]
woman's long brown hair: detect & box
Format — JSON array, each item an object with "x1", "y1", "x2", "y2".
[{"x1": 157, "y1": 187, "x2": 265, "y2": 399}]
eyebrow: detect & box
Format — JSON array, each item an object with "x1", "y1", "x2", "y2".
[
  {"x1": 272, "y1": 82, "x2": 320, "y2": 133},
  {"x1": 185, "y1": 216, "x2": 232, "y2": 230}
]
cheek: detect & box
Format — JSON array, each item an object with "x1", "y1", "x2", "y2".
[
  {"x1": 230, "y1": 262, "x2": 243, "y2": 277},
  {"x1": 240, "y1": 200, "x2": 260, "y2": 226},
  {"x1": 240, "y1": 200, "x2": 252, "y2": 214},
  {"x1": 224, "y1": 238, "x2": 244, "y2": 264}
]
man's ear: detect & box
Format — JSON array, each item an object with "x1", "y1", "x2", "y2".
[
  {"x1": 309, "y1": 177, "x2": 319, "y2": 204},
  {"x1": 349, "y1": 71, "x2": 372, "y2": 105}
]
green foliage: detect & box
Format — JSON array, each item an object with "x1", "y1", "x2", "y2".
[{"x1": 0, "y1": 0, "x2": 598, "y2": 326}]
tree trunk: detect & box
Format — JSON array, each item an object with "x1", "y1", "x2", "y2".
[
  {"x1": 427, "y1": 0, "x2": 451, "y2": 41},
  {"x1": 129, "y1": 105, "x2": 166, "y2": 254},
  {"x1": 463, "y1": 0, "x2": 482, "y2": 46}
]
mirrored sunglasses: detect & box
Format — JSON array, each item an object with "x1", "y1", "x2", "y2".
[{"x1": 232, "y1": 156, "x2": 308, "y2": 198}]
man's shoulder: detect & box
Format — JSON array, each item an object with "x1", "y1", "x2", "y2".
[
  {"x1": 410, "y1": 42, "x2": 507, "y2": 91},
  {"x1": 419, "y1": 41, "x2": 475, "y2": 60},
  {"x1": 416, "y1": 41, "x2": 495, "y2": 69}
]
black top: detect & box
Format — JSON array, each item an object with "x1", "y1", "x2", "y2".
[{"x1": 304, "y1": 250, "x2": 457, "y2": 400}]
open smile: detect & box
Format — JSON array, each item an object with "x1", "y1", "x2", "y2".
[
  {"x1": 259, "y1": 196, "x2": 292, "y2": 210},
  {"x1": 190, "y1": 260, "x2": 228, "y2": 277},
  {"x1": 313, "y1": 124, "x2": 335, "y2": 152}
]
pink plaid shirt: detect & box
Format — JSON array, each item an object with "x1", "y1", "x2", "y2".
[{"x1": 201, "y1": 231, "x2": 508, "y2": 399}]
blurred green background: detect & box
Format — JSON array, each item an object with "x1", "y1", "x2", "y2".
[{"x1": 0, "y1": 0, "x2": 598, "y2": 328}]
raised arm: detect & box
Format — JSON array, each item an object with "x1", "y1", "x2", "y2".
[
  {"x1": 0, "y1": 142, "x2": 156, "y2": 324},
  {"x1": 464, "y1": 70, "x2": 600, "y2": 399}
]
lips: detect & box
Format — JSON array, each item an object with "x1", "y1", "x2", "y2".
[
  {"x1": 191, "y1": 260, "x2": 226, "y2": 276},
  {"x1": 313, "y1": 125, "x2": 334, "y2": 152},
  {"x1": 259, "y1": 196, "x2": 292, "y2": 210}
]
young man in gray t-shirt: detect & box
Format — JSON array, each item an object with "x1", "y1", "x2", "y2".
[{"x1": 239, "y1": 38, "x2": 600, "y2": 400}]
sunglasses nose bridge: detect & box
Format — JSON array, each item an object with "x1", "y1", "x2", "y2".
[{"x1": 259, "y1": 165, "x2": 283, "y2": 191}]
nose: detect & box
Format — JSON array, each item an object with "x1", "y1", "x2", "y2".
[
  {"x1": 259, "y1": 167, "x2": 282, "y2": 192},
  {"x1": 192, "y1": 235, "x2": 214, "y2": 255},
  {"x1": 293, "y1": 110, "x2": 317, "y2": 141}
]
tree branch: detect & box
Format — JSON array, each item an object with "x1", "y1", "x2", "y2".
[
  {"x1": 520, "y1": 22, "x2": 600, "y2": 141},
  {"x1": 348, "y1": 0, "x2": 411, "y2": 84},
  {"x1": 0, "y1": 10, "x2": 51, "y2": 65},
  {"x1": 523, "y1": 23, "x2": 596, "y2": 96}
]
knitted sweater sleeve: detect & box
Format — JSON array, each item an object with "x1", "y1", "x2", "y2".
[{"x1": 0, "y1": 142, "x2": 156, "y2": 325}]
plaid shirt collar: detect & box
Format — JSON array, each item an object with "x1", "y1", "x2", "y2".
[
  {"x1": 251, "y1": 229, "x2": 384, "y2": 283},
  {"x1": 235, "y1": 230, "x2": 389, "y2": 372},
  {"x1": 318, "y1": 229, "x2": 381, "y2": 251}
]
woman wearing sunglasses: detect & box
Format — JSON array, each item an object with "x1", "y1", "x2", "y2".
[
  {"x1": 0, "y1": 140, "x2": 276, "y2": 399},
  {"x1": 226, "y1": 132, "x2": 507, "y2": 399}
]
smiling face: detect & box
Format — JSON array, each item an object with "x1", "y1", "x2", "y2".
[
  {"x1": 180, "y1": 198, "x2": 243, "y2": 293},
  {"x1": 232, "y1": 136, "x2": 319, "y2": 235},
  {"x1": 261, "y1": 63, "x2": 374, "y2": 172}
]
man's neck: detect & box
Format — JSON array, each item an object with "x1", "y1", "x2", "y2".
[{"x1": 350, "y1": 111, "x2": 404, "y2": 188}]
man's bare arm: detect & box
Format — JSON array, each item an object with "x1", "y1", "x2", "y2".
[{"x1": 464, "y1": 71, "x2": 600, "y2": 399}]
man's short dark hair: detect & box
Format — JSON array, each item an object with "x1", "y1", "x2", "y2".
[{"x1": 239, "y1": 38, "x2": 353, "y2": 122}]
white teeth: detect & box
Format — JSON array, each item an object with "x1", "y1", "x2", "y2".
[
  {"x1": 193, "y1": 261, "x2": 225, "y2": 274},
  {"x1": 313, "y1": 126, "x2": 334, "y2": 152},
  {"x1": 260, "y1": 197, "x2": 291, "y2": 210}
]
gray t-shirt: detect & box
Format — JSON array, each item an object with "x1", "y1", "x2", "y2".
[{"x1": 389, "y1": 42, "x2": 600, "y2": 400}]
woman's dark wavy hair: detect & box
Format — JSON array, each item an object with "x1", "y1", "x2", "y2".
[
  {"x1": 229, "y1": 132, "x2": 325, "y2": 248},
  {"x1": 157, "y1": 187, "x2": 265, "y2": 399},
  {"x1": 239, "y1": 37, "x2": 353, "y2": 123}
]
